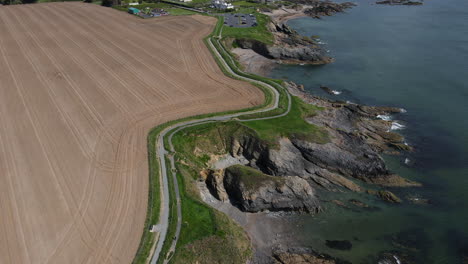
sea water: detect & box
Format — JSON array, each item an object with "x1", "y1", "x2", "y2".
[{"x1": 268, "y1": 0, "x2": 468, "y2": 262}]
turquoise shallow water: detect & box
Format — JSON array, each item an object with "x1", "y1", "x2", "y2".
[{"x1": 268, "y1": 0, "x2": 468, "y2": 262}]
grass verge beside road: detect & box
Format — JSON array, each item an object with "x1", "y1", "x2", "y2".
[{"x1": 135, "y1": 14, "x2": 298, "y2": 264}]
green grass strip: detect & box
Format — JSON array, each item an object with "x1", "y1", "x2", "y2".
[{"x1": 133, "y1": 15, "x2": 291, "y2": 264}]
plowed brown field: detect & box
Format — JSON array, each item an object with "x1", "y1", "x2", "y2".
[{"x1": 0, "y1": 3, "x2": 263, "y2": 263}]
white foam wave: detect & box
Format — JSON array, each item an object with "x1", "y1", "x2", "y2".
[
  {"x1": 391, "y1": 122, "x2": 406, "y2": 131},
  {"x1": 331, "y1": 90, "x2": 341, "y2": 95},
  {"x1": 377, "y1": 114, "x2": 392, "y2": 121},
  {"x1": 400, "y1": 108, "x2": 407, "y2": 113}
]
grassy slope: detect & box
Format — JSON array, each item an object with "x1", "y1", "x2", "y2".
[
  {"x1": 165, "y1": 126, "x2": 253, "y2": 263},
  {"x1": 167, "y1": 95, "x2": 329, "y2": 262},
  {"x1": 244, "y1": 96, "x2": 329, "y2": 145},
  {"x1": 221, "y1": 13, "x2": 274, "y2": 44},
  {"x1": 226, "y1": 164, "x2": 285, "y2": 190}
]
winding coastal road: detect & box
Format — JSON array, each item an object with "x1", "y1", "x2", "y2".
[{"x1": 150, "y1": 31, "x2": 292, "y2": 263}]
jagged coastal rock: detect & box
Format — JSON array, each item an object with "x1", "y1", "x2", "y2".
[
  {"x1": 377, "y1": 190, "x2": 402, "y2": 203},
  {"x1": 301, "y1": 0, "x2": 356, "y2": 18},
  {"x1": 234, "y1": 21, "x2": 332, "y2": 65},
  {"x1": 376, "y1": 0, "x2": 423, "y2": 5},
  {"x1": 207, "y1": 165, "x2": 320, "y2": 213},
  {"x1": 273, "y1": 247, "x2": 351, "y2": 264},
  {"x1": 203, "y1": 82, "x2": 419, "y2": 214}
]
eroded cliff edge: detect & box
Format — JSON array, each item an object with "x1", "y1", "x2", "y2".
[{"x1": 192, "y1": 82, "x2": 419, "y2": 215}]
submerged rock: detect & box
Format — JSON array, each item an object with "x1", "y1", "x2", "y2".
[
  {"x1": 348, "y1": 199, "x2": 369, "y2": 208},
  {"x1": 376, "y1": 0, "x2": 422, "y2": 5},
  {"x1": 378, "y1": 190, "x2": 402, "y2": 203},
  {"x1": 325, "y1": 240, "x2": 353, "y2": 251},
  {"x1": 406, "y1": 195, "x2": 431, "y2": 205},
  {"x1": 273, "y1": 247, "x2": 351, "y2": 264},
  {"x1": 320, "y1": 85, "x2": 335, "y2": 95}
]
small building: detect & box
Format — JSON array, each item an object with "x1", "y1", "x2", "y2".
[
  {"x1": 212, "y1": 0, "x2": 233, "y2": 9},
  {"x1": 128, "y1": 7, "x2": 140, "y2": 14},
  {"x1": 181, "y1": 0, "x2": 192, "y2": 2},
  {"x1": 128, "y1": 2, "x2": 139, "y2": 5}
]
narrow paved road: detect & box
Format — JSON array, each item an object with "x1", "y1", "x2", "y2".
[{"x1": 151, "y1": 33, "x2": 292, "y2": 264}]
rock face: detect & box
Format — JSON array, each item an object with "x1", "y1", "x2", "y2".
[
  {"x1": 273, "y1": 247, "x2": 351, "y2": 264},
  {"x1": 285, "y1": 82, "x2": 420, "y2": 187},
  {"x1": 228, "y1": 128, "x2": 415, "y2": 194},
  {"x1": 203, "y1": 82, "x2": 418, "y2": 215},
  {"x1": 206, "y1": 169, "x2": 229, "y2": 201},
  {"x1": 376, "y1": 0, "x2": 422, "y2": 5},
  {"x1": 207, "y1": 165, "x2": 320, "y2": 213},
  {"x1": 234, "y1": 21, "x2": 332, "y2": 65},
  {"x1": 301, "y1": 1, "x2": 356, "y2": 18}
]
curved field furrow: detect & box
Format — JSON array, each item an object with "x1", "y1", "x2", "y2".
[
  {"x1": 0, "y1": 11, "x2": 98, "y2": 160},
  {"x1": 23, "y1": 5, "x2": 134, "y2": 118},
  {"x1": 53, "y1": 4, "x2": 196, "y2": 99},
  {"x1": 64, "y1": 3, "x2": 219, "y2": 99},
  {"x1": 38, "y1": 4, "x2": 163, "y2": 108},
  {"x1": 42, "y1": 5, "x2": 173, "y2": 105},
  {"x1": 64, "y1": 3, "x2": 184, "y2": 70},
  {"x1": 67, "y1": 4, "x2": 184, "y2": 72},
  {"x1": 0, "y1": 9, "x2": 99, "y2": 250},
  {"x1": 0, "y1": 3, "x2": 264, "y2": 264}
]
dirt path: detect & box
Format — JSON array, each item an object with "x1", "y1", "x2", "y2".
[{"x1": 0, "y1": 3, "x2": 263, "y2": 264}]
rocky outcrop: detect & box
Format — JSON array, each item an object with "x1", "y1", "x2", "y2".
[
  {"x1": 287, "y1": 82, "x2": 412, "y2": 154},
  {"x1": 377, "y1": 190, "x2": 402, "y2": 203},
  {"x1": 301, "y1": 1, "x2": 356, "y2": 18},
  {"x1": 273, "y1": 247, "x2": 351, "y2": 264},
  {"x1": 376, "y1": 0, "x2": 422, "y2": 5},
  {"x1": 206, "y1": 169, "x2": 229, "y2": 201},
  {"x1": 210, "y1": 83, "x2": 420, "y2": 195},
  {"x1": 203, "y1": 82, "x2": 418, "y2": 214},
  {"x1": 229, "y1": 129, "x2": 416, "y2": 193},
  {"x1": 234, "y1": 21, "x2": 332, "y2": 65},
  {"x1": 207, "y1": 165, "x2": 320, "y2": 213}
]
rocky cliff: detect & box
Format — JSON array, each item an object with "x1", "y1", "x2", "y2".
[
  {"x1": 234, "y1": 21, "x2": 333, "y2": 65},
  {"x1": 273, "y1": 247, "x2": 351, "y2": 264},
  {"x1": 300, "y1": 0, "x2": 356, "y2": 18},
  {"x1": 225, "y1": 83, "x2": 419, "y2": 191},
  {"x1": 376, "y1": 0, "x2": 422, "y2": 5},
  {"x1": 202, "y1": 83, "x2": 418, "y2": 213},
  {"x1": 207, "y1": 165, "x2": 320, "y2": 213}
]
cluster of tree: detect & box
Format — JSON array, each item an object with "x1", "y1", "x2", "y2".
[
  {"x1": 101, "y1": 0, "x2": 113, "y2": 6},
  {"x1": 1, "y1": 0, "x2": 38, "y2": 4}
]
